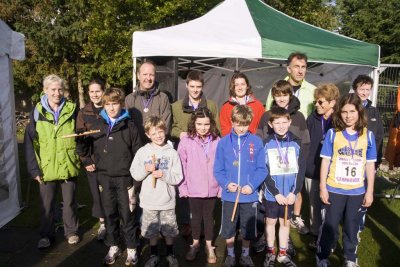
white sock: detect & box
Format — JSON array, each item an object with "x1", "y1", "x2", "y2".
[
  {"x1": 242, "y1": 247, "x2": 249, "y2": 256},
  {"x1": 227, "y1": 247, "x2": 235, "y2": 257}
]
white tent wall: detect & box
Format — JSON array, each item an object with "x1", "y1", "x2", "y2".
[{"x1": 0, "y1": 20, "x2": 25, "y2": 228}]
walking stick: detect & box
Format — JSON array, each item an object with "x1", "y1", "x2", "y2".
[
  {"x1": 231, "y1": 186, "x2": 241, "y2": 222},
  {"x1": 284, "y1": 205, "x2": 288, "y2": 226},
  {"x1": 152, "y1": 154, "x2": 157, "y2": 188},
  {"x1": 61, "y1": 129, "x2": 100, "y2": 138}
]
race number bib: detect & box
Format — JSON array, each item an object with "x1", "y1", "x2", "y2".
[
  {"x1": 267, "y1": 147, "x2": 298, "y2": 175},
  {"x1": 334, "y1": 157, "x2": 363, "y2": 185}
]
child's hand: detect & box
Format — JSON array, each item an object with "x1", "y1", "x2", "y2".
[
  {"x1": 287, "y1": 192, "x2": 296, "y2": 205},
  {"x1": 275, "y1": 194, "x2": 287, "y2": 205},
  {"x1": 227, "y1": 183, "x2": 239, "y2": 192},
  {"x1": 362, "y1": 192, "x2": 374, "y2": 207},
  {"x1": 320, "y1": 187, "x2": 330, "y2": 205},
  {"x1": 145, "y1": 163, "x2": 155, "y2": 172},
  {"x1": 152, "y1": 170, "x2": 163, "y2": 178},
  {"x1": 241, "y1": 185, "x2": 253, "y2": 195}
]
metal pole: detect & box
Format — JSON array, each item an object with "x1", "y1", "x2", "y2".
[{"x1": 133, "y1": 57, "x2": 137, "y2": 90}]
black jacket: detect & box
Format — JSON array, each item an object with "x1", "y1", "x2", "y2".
[
  {"x1": 305, "y1": 111, "x2": 334, "y2": 180},
  {"x1": 365, "y1": 99, "x2": 384, "y2": 167}
]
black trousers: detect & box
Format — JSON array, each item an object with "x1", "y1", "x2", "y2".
[
  {"x1": 317, "y1": 192, "x2": 364, "y2": 262},
  {"x1": 188, "y1": 197, "x2": 216, "y2": 240},
  {"x1": 86, "y1": 171, "x2": 104, "y2": 219},
  {"x1": 97, "y1": 175, "x2": 136, "y2": 249},
  {"x1": 39, "y1": 178, "x2": 79, "y2": 239}
]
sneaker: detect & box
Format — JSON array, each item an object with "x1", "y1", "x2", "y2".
[
  {"x1": 37, "y1": 237, "x2": 50, "y2": 249},
  {"x1": 239, "y1": 255, "x2": 255, "y2": 267},
  {"x1": 180, "y1": 223, "x2": 191, "y2": 238},
  {"x1": 166, "y1": 254, "x2": 179, "y2": 267},
  {"x1": 343, "y1": 260, "x2": 359, "y2": 267},
  {"x1": 316, "y1": 258, "x2": 330, "y2": 267},
  {"x1": 144, "y1": 255, "x2": 160, "y2": 267},
  {"x1": 67, "y1": 235, "x2": 80, "y2": 245},
  {"x1": 252, "y1": 233, "x2": 266, "y2": 253},
  {"x1": 185, "y1": 245, "x2": 199, "y2": 261},
  {"x1": 263, "y1": 252, "x2": 276, "y2": 267},
  {"x1": 223, "y1": 255, "x2": 236, "y2": 267},
  {"x1": 97, "y1": 223, "x2": 106, "y2": 241},
  {"x1": 287, "y1": 238, "x2": 296, "y2": 257},
  {"x1": 290, "y1": 216, "x2": 309, "y2": 234},
  {"x1": 125, "y1": 248, "x2": 138, "y2": 266},
  {"x1": 206, "y1": 246, "x2": 217, "y2": 264},
  {"x1": 104, "y1": 246, "x2": 121, "y2": 265},
  {"x1": 277, "y1": 254, "x2": 296, "y2": 267}
]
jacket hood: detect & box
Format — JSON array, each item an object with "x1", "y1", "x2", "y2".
[
  {"x1": 227, "y1": 94, "x2": 257, "y2": 105},
  {"x1": 271, "y1": 95, "x2": 300, "y2": 115},
  {"x1": 40, "y1": 94, "x2": 66, "y2": 115},
  {"x1": 264, "y1": 130, "x2": 301, "y2": 144},
  {"x1": 100, "y1": 108, "x2": 130, "y2": 126}
]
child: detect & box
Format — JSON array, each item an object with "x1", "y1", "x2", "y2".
[
  {"x1": 177, "y1": 107, "x2": 221, "y2": 263},
  {"x1": 80, "y1": 88, "x2": 143, "y2": 265},
  {"x1": 263, "y1": 107, "x2": 304, "y2": 267},
  {"x1": 305, "y1": 83, "x2": 340, "y2": 248},
  {"x1": 130, "y1": 116, "x2": 183, "y2": 267},
  {"x1": 214, "y1": 105, "x2": 267, "y2": 267},
  {"x1": 317, "y1": 94, "x2": 377, "y2": 267}
]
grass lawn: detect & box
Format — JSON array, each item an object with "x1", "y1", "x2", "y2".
[{"x1": 6, "y1": 141, "x2": 400, "y2": 266}]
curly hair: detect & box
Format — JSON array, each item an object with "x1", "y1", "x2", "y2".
[
  {"x1": 333, "y1": 93, "x2": 367, "y2": 135},
  {"x1": 187, "y1": 107, "x2": 219, "y2": 140}
]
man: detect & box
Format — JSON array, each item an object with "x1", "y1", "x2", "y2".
[
  {"x1": 353, "y1": 75, "x2": 384, "y2": 167},
  {"x1": 171, "y1": 70, "x2": 220, "y2": 141},
  {"x1": 25, "y1": 74, "x2": 80, "y2": 249},
  {"x1": 265, "y1": 52, "x2": 316, "y2": 117},
  {"x1": 125, "y1": 61, "x2": 172, "y2": 141},
  {"x1": 265, "y1": 52, "x2": 316, "y2": 235}
]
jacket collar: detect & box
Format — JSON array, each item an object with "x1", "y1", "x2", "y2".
[{"x1": 182, "y1": 93, "x2": 208, "y2": 113}]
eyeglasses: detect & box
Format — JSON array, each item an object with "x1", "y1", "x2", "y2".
[{"x1": 313, "y1": 100, "x2": 328, "y2": 106}]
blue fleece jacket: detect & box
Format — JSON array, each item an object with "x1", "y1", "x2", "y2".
[
  {"x1": 214, "y1": 129, "x2": 267, "y2": 203},
  {"x1": 263, "y1": 132, "x2": 303, "y2": 202}
]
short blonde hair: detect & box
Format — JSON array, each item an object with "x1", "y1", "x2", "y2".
[
  {"x1": 43, "y1": 74, "x2": 64, "y2": 90},
  {"x1": 144, "y1": 116, "x2": 167, "y2": 133},
  {"x1": 231, "y1": 105, "x2": 253, "y2": 126},
  {"x1": 102, "y1": 88, "x2": 125, "y2": 105},
  {"x1": 314, "y1": 83, "x2": 340, "y2": 101}
]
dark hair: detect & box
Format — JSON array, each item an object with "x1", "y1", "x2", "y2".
[
  {"x1": 186, "y1": 70, "x2": 204, "y2": 85},
  {"x1": 187, "y1": 107, "x2": 219, "y2": 140},
  {"x1": 287, "y1": 52, "x2": 308, "y2": 65},
  {"x1": 229, "y1": 72, "x2": 253, "y2": 97},
  {"x1": 268, "y1": 106, "x2": 291, "y2": 123},
  {"x1": 88, "y1": 79, "x2": 105, "y2": 91},
  {"x1": 352, "y1": 75, "x2": 373, "y2": 91},
  {"x1": 271, "y1": 80, "x2": 293, "y2": 98},
  {"x1": 333, "y1": 93, "x2": 367, "y2": 135}
]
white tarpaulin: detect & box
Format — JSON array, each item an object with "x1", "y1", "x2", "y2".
[{"x1": 0, "y1": 20, "x2": 25, "y2": 228}]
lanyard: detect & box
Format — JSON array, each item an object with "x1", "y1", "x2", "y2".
[
  {"x1": 189, "y1": 98, "x2": 200, "y2": 111},
  {"x1": 199, "y1": 135, "x2": 211, "y2": 158},
  {"x1": 345, "y1": 132, "x2": 359, "y2": 159},
  {"x1": 141, "y1": 89, "x2": 156, "y2": 111},
  {"x1": 230, "y1": 133, "x2": 249, "y2": 162},
  {"x1": 320, "y1": 116, "x2": 332, "y2": 140},
  {"x1": 274, "y1": 134, "x2": 290, "y2": 164}
]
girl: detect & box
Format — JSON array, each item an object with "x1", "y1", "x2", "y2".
[
  {"x1": 177, "y1": 107, "x2": 221, "y2": 263},
  {"x1": 219, "y1": 72, "x2": 264, "y2": 136},
  {"x1": 316, "y1": 94, "x2": 377, "y2": 267}
]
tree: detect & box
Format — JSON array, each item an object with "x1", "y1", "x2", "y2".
[{"x1": 337, "y1": 0, "x2": 400, "y2": 63}]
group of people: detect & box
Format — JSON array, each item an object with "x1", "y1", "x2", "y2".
[{"x1": 24, "y1": 52, "x2": 385, "y2": 267}]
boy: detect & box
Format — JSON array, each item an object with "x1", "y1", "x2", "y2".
[
  {"x1": 214, "y1": 105, "x2": 267, "y2": 267},
  {"x1": 263, "y1": 107, "x2": 304, "y2": 267},
  {"x1": 78, "y1": 88, "x2": 143, "y2": 265},
  {"x1": 130, "y1": 116, "x2": 183, "y2": 267}
]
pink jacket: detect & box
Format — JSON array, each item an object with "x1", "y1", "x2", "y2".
[{"x1": 177, "y1": 135, "x2": 221, "y2": 198}]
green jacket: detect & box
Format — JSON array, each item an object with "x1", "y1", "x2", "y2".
[
  {"x1": 25, "y1": 99, "x2": 80, "y2": 181},
  {"x1": 171, "y1": 93, "x2": 220, "y2": 140},
  {"x1": 265, "y1": 77, "x2": 316, "y2": 117}
]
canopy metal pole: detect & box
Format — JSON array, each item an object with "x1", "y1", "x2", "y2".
[
  {"x1": 235, "y1": 58, "x2": 238, "y2": 71},
  {"x1": 133, "y1": 57, "x2": 137, "y2": 89},
  {"x1": 371, "y1": 67, "x2": 379, "y2": 106}
]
